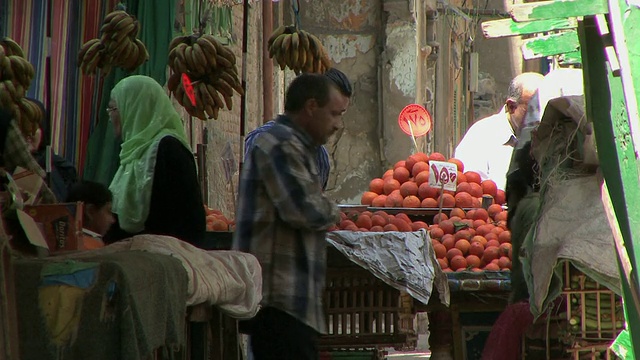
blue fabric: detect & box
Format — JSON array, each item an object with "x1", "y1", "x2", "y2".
[
  {"x1": 244, "y1": 121, "x2": 331, "y2": 190},
  {"x1": 41, "y1": 268, "x2": 97, "y2": 289}
]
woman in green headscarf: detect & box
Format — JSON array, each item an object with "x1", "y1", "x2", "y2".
[{"x1": 104, "y1": 75, "x2": 206, "y2": 245}]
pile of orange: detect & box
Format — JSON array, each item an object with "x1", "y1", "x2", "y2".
[{"x1": 205, "y1": 206, "x2": 235, "y2": 232}]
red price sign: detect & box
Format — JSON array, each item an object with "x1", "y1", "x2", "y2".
[
  {"x1": 181, "y1": 73, "x2": 197, "y2": 107},
  {"x1": 428, "y1": 161, "x2": 458, "y2": 191},
  {"x1": 398, "y1": 104, "x2": 432, "y2": 137}
]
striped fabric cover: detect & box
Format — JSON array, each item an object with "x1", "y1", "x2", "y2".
[{"x1": 2, "y1": 0, "x2": 117, "y2": 174}]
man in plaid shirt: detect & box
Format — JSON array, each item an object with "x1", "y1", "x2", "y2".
[
  {"x1": 234, "y1": 73, "x2": 350, "y2": 359},
  {"x1": 243, "y1": 68, "x2": 352, "y2": 191}
]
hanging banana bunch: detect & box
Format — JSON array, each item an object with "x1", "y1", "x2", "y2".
[
  {"x1": 166, "y1": 33, "x2": 243, "y2": 121},
  {"x1": 267, "y1": 25, "x2": 332, "y2": 75},
  {"x1": 78, "y1": 9, "x2": 149, "y2": 75},
  {"x1": 0, "y1": 37, "x2": 41, "y2": 137}
]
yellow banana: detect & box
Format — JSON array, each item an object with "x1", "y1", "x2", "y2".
[
  {"x1": 214, "y1": 78, "x2": 234, "y2": 98},
  {"x1": 184, "y1": 46, "x2": 197, "y2": 74},
  {"x1": 111, "y1": 22, "x2": 135, "y2": 44},
  {"x1": 173, "y1": 57, "x2": 187, "y2": 74},
  {"x1": 205, "y1": 83, "x2": 225, "y2": 110},
  {"x1": 113, "y1": 15, "x2": 134, "y2": 32},
  {"x1": 215, "y1": 55, "x2": 232, "y2": 69},
  {"x1": 267, "y1": 25, "x2": 287, "y2": 49},
  {"x1": 298, "y1": 30, "x2": 310, "y2": 54},
  {"x1": 103, "y1": 10, "x2": 128, "y2": 25},
  {"x1": 270, "y1": 33, "x2": 287, "y2": 58},
  {"x1": 169, "y1": 35, "x2": 189, "y2": 52},
  {"x1": 281, "y1": 34, "x2": 292, "y2": 56},
  {"x1": 77, "y1": 39, "x2": 100, "y2": 65},
  {"x1": 307, "y1": 33, "x2": 323, "y2": 58},
  {"x1": 167, "y1": 72, "x2": 181, "y2": 92},
  {"x1": 196, "y1": 37, "x2": 218, "y2": 68},
  {"x1": 1, "y1": 38, "x2": 25, "y2": 58},
  {"x1": 169, "y1": 43, "x2": 188, "y2": 64},
  {"x1": 134, "y1": 39, "x2": 149, "y2": 68},
  {"x1": 298, "y1": 45, "x2": 307, "y2": 72},
  {"x1": 1, "y1": 56, "x2": 13, "y2": 80},
  {"x1": 206, "y1": 35, "x2": 235, "y2": 65},
  {"x1": 191, "y1": 43, "x2": 208, "y2": 74},
  {"x1": 222, "y1": 93, "x2": 233, "y2": 111}
]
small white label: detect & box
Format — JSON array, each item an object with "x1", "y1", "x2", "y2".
[{"x1": 428, "y1": 161, "x2": 458, "y2": 191}]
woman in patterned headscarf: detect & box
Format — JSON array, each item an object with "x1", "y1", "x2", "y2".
[{"x1": 105, "y1": 75, "x2": 206, "y2": 245}]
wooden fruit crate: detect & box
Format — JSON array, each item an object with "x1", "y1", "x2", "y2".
[{"x1": 320, "y1": 247, "x2": 416, "y2": 352}]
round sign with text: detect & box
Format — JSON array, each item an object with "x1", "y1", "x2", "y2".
[{"x1": 398, "y1": 104, "x2": 432, "y2": 137}]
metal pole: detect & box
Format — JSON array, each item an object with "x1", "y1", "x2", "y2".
[{"x1": 239, "y1": 0, "x2": 249, "y2": 175}]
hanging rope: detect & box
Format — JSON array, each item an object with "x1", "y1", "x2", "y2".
[{"x1": 291, "y1": 0, "x2": 302, "y2": 30}]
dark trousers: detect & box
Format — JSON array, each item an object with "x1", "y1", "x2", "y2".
[{"x1": 249, "y1": 307, "x2": 319, "y2": 360}]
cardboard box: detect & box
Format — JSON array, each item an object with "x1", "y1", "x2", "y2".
[{"x1": 21, "y1": 203, "x2": 84, "y2": 254}]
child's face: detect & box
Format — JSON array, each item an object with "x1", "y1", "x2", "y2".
[{"x1": 87, "y1": 202, "x2": 115, "y2": 236}]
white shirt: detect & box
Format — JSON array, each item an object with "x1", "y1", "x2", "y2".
[{"x1": 454, "y1": 108, "x2": 516, "y2": 190}]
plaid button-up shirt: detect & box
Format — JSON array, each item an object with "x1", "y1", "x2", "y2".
[
  {"x1": 233, "y1": 115, "x2": 340, "y2": 333},
  {"x1": 244, "y1": 120, "x2": 331, "y2": 190}
]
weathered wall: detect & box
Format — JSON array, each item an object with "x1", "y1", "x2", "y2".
[{"x1": 295, "y1": 0, "x2": 385, "y2": 204}]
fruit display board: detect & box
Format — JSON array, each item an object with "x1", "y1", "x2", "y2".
[{"x1": 333, "y1": 152, "x2": 512, "y2": 274}]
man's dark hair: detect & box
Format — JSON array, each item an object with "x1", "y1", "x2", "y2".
[
  {"x1": 284, "y1": 73, "x2": 335, "y2": 113},
  {"x1": 324, "y1": 68, "x2": 352, "y2": 97},
  {"x1": 66, "y1": 181, "x2": 113, "y2": 208}
]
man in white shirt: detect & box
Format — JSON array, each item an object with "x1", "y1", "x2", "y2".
[{"x1": 454, "y1": 72, "x2": 544, "y2": 190}]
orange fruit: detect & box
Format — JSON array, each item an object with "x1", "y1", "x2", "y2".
[
  {"x1": 393, "y1": 167, "x2": 411, "y2": 184},
  {"x1": 482, "y1": 246, "x2": 501, "y2": 263},
  {"x1": 465, "y1": 171, "x2": 482, "y2": 185},
  {"x1": 439, "y1": 220, "x2": 455, "y2": 235},
  {"x1": 466, "y1": 255, "x2": 481, "y2": 268},
  {"x1": 472, "y1": 219, "x2": 486, "y2": 228},
  {"x1": 371, "y1": 214, "x2": 388, "y2": 227},
  {"x1": 434, "y1": 243, "x2": 447, "y2": 259},
  {"x1": 371, "y1": 195, "x2": 387, "y2": 207},
  {"x1": 473, "y1": 208, "x2": 489, "y2": 221},
  {"x1": 484, "y1": 232, "x2": 498, "y2": 242},
  {"x1": 385, "y1": 192, "x2": 404, "y2": 207},
  {"x1": 383, "y1": 224, "x2": 399, "y2": 232},
  {"x1": 394, "y1": 160, "x2": 406, "y2": 169},
  {"x1": 429, "y1": 152, "x2": 446, "y2": 162},
  {"x1": 484, "y1": 263, "x2": 500, "y2": 271},
  {"x1": 499, "y1": 243, "x2": 512, "y2": 257},
  {"x1": 488, "y1": 204, "x2": 503, "y2": 219},
  {"x1": 495, "y1": 189, "x2": 506, "y2": 205},
  {"x1": 457, "y1": 171, "x2": 467, "y2": 184},
  {"x1": 455, "y1": 239, "x2": 471, "y2": 255},
  {"x1": 400, "y1": 181, "x2": 419, "y2": 197},
  {"x1": 499, "y1": 230, "x2": 511, "y2": 243},
  {"x1": 415, "y1": 170, "x2": 430, "y2": 186},
  {"x1": 450, "y1": 255, "x2": 468, "y2": 271},
  {"x1": 383, "y1": 178, "x2": 401, "y2": 195},
  {"x1": 447, "y1": 248, "x2": 463, "y2": 261},
  {"x1": 370, "y1": 226, "x2": 384, "y2": 232},
  {"x1": 481, "y1": 180, "x2": 498, "y2": 197},
  {"x1": 486, "y1": 239, "x2": 501, "y2": 249},
  {"x1": 402, "y1": 195, "x2": 421, "y2": 208},
  {"x1": 437, "y1": 258, "x2": 449, "y2": 269},
  {"x1": 391, "y1": 218, "x2": 412, "y2": 232},
  {"x1": 447, "y1": 158, "x2": 465, "y2": 173},
  {"x1": 469, "y1": 241, "x2": 485, "y2": 257},
  {"x1": 361, "y1": 191, "x2": 378, "y2": 206},
  {"x1": 456, "y1": 182, "x2": 471, "y2": 194},
  {"x1": 450, "y1": 207, "x2": 466, "y2": 218},
  {"x1": 383, "y1": 169, "x2": 394, "y2": 179},
  {"x1": 340, "y1": 220, "x2": 356, "y2": 229},
  {"x1": 211, "y1": 219, "x2": 228, "y2": 231},
  {"x1": 411, "y1": 161, "x2": 430, "y2": 177},
  {"x1": 433, "y1": 213, "x2": 448, "y2": 224},
  {"x1": 418, "y1": 183, "x2": 440, "y2": 200},
  {"x1": 498, "y1": 256, "x2": 512, "y2": 269},
  {"x1": 396, "y1": 213, "x2": 412, "y2": 224},
  {"x1": 369, "y1": 178, "x2": 385, "y2": 194},
  {"x1": 405, "y1": 155, "x2": 420, "y2": 174},
  {"x1": 414, "y1": 152, "x2": 430, "y2": 163},
  {"x1": 355, "y1": 215, "x2": 373, "y2": 229},
  {"x1": 442, "y1": 236, "x2": 456, "y2": 250},
  {"x1": 494, "y1": 211, "x2": 508, "y2": 222},
  {"x1": 437, "y1": 193, "x2": 456, "y2": 208},
  {"x1": 469, "y1": 182, "x2": 483, "y2": 197},
  {"x1": 454, "y1": 192, "x2": 473, "y2": 208},
  {"x1": 411, "y1": 221, "x2": 429, "y2": 231},
  {"x1": 430, "y1": 226, "x2": 444, "y2": 239},
  {"x1": 454, "y1": 230, "x2": 472, "y2": 241},
  {"x1": 421, "y1": 198, "x2": 439, "y2": 208}
]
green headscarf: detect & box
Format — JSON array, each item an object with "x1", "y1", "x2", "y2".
[{"x1": 108, "y1": 75, "x2": 191, "y2": 233}]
